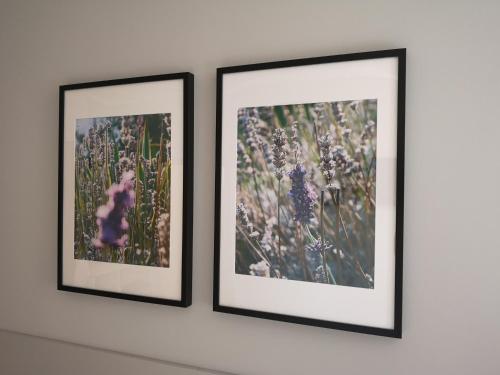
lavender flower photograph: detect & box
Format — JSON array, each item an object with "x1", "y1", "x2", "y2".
[
  {"x1": 74, "y1": 113, "x2": 172, "y2": 268},
  {"x1": 236, "y1": 100, "x2": 377, "y2": 288}
]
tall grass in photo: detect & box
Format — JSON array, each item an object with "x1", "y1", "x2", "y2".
[
  {"x1": 236, "y1": 100, "x2": 377, "y2": 288},
  {"x1": 74, "y1": 113, "x2": 171, "y2": 267}
]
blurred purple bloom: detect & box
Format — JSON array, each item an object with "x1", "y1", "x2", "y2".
[
  {"x1": 288, "y1": 164, "x2": 317, "y2": 224},
  {"x1": 93, "y1": 171, "x2": 135, "y2": 248}
]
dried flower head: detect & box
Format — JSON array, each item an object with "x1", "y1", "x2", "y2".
[
  {"x1": 307, "y1": 238, "x2": 333, "y2": 254},
  {"x1": 240, "y1": 109, "x2": 262, "y2": 152},
  {"x1": 332, "y1": 145, "x2": 359, "y2": 176},
  {"x1": 157, "y1": 213, "x2": 170, "y2": 267},
  {"x1": 342, "y1": 127, "x2": 352, "y2": 140},
  {"x1": 272, "y1": 128, "x2": 288, "y2": 180},
  {"x1": 260, "y1": 217, "x2": 277, "y2": 253},
  {"x1": 318, "y1": 134, "x2": 336, "y2": 186},
  {"x1": 237, "y1": 140, "x2": 253, "y2": 173},
  {"x1": 332, "y1": 102, "x2": 347, "y2": 127},
  {"x1": 236, "y1": 202, "x2": 259, "y2": 238},
  {"x1": 313, "y1": 265, "x2": 328, "y2": 283},
  {"x1": 313, "y1": 103, "x2": 325, "y2": 119},
  {"x1": 290, "y1": 121, "x2": 302, "y2": 161},
  {"x1": 365, "y1": 120, "x2": 376, "y2": 133},
  {"x1": 249, "y1": 260, "x2": 270, "y2": 277}
]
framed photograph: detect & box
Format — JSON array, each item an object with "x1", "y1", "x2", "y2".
[
  {"x1": 214, "y1": 49, "x2": 405, "y2": 337},
  {"x1": 58, "y1": 73, "x2": 193, "y2": 307}
]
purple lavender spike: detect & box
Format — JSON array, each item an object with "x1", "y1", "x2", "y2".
[
  {"x1": 288, "y1": 164, "x2": 317, "y2": 224},
  {"x1": 93, "y1": 171, "x2": 135, "y2": 248}
]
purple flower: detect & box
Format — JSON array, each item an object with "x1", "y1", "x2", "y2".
[
  {"x1": 288, "y1": 164, "x2": 317, "y2": 224},
  {"x1": 93, "y1": 171, "x2": 135, "y2": 248}
]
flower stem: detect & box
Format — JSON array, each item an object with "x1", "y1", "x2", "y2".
[
  {"x1": 251, "y1": 161, "x2": 266, "y2": 219},
  {"x1": 320, "y1": 190, "x2": 330, "y2": 283},
  {"x1": 236, "y1": 225, "x2": 277, "y2": 278},
  {"x1": 277, "y1": 179, "x2": 285, "y2": 277},
  {"x1": 297, "y1": 222, "x2": 312, "y2": 281},
  {"x1": 328, "y1": 187, "x2": 371, "y2": 287}
]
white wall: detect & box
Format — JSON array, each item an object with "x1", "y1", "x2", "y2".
[
  {"x1": 1, "y1": 0, "x2": 499, "y2": 374},
  {"x1": 0, "y1": 330, "x2": 227, "y2": 375}
]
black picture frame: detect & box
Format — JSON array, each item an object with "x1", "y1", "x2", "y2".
[
  {"x1": 213, "y1": 49, "x2": 405, "y2": 337},
  {"x1": 58, "y1": 72, "x2": 194, "y2": 307}
]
